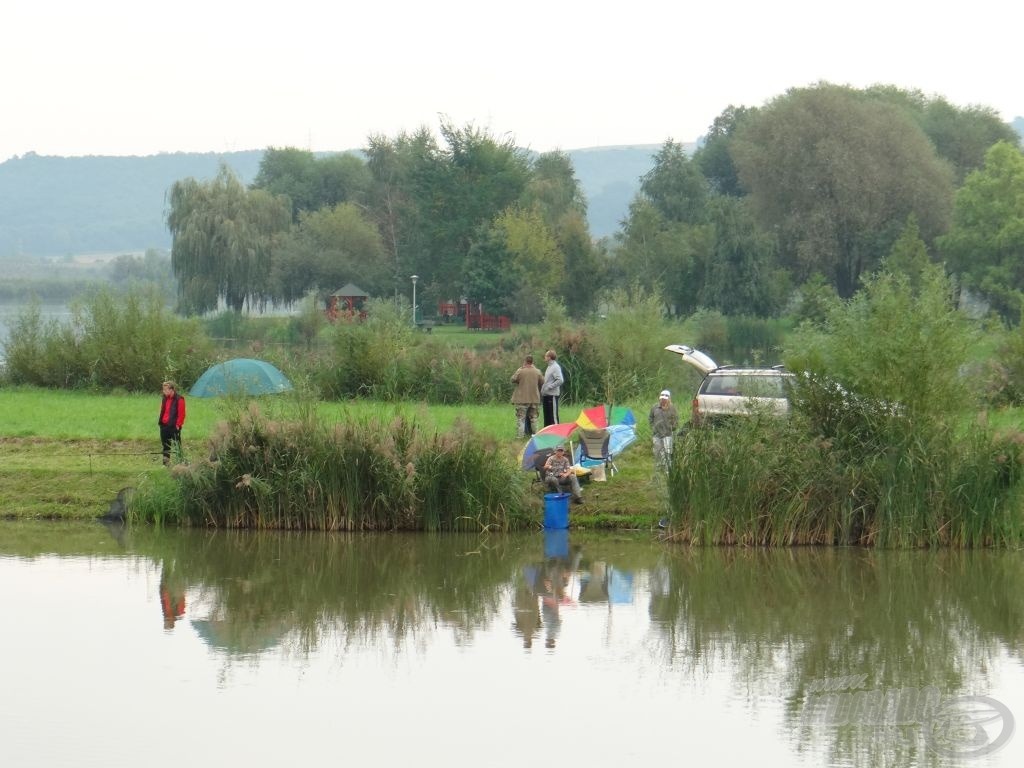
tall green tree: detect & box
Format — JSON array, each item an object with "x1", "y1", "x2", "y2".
[
  {"x1": 428, "y1": 121, "x2": 532, "y2": 290},
  {"x1": 640, "y1": 140, "x2": 709, "y2": 224},
  {"x1": 883, "y1": 215, "x2": 932, "y2": 294},
  {"x1": 615, "y1": 197, "x2": 712, "y2": 315},
  {"x1": 365, "y1": 128, "x2": 438, "y2": 301},
  {"x1": 270, "y1": 203, "x2": 387, "y2": 304},
  {"x1": 365, "y1": 121, "x2": 531, "y2": 309},
  {"x1": 253, "y1": 147, "x2": 371, "y2": 221},
  {"x1": 461, "y1": 224, "x2": 522, "y2": 317},
  {"x1": 699, "y1": 196, "x2": 787, "y2": 316},
  {"x1": 694, "y1": 105, "x2": 757, "y2": 196},
  {"x1": 938, "y1": 141, "x2": 1024, "y2": 321},
  {"x1": 731, "y1": 83, "x2": 955, "y2": 297},
  {"x1": 167, "y1": 166, "x2": 291, "y2": 314},
  {"x1": 864, "y1": 86, "x2": 1020, "y2": 183},
  {"x1": 522, "y1": 150, "x2": 587, "y2": 226},
  {"x1": 252, "y1": 147, "x2": 319, "y2": 218},
  {"x1": 521, "y1": 150, "x2": 600, "y2": 316}
]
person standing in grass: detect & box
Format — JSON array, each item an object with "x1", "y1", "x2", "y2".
[
  {"x1": 511, "y1": 355, "x2": 544, "y2": 437},
  {"x1": 158, "y1": 380, "x2": 186, "y2": 466},
  {"x1": 541, "y1": 349, "x2": 564, "y2": 427},
  {"x1": 649, "y1": 389, "x2": 679, "y2": 470}
]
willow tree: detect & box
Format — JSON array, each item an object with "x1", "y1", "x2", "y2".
[{"x1": 167, "y1": 165, "x2": 291, "y2": 314}]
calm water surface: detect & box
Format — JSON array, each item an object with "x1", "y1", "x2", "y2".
[{"x1": 1, "y1": 522, "x2": 1022, "y2": 767}]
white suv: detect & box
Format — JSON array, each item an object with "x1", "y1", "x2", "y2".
[{"x1": 665, "y1": 344, "x2": 793, "y2": 426}]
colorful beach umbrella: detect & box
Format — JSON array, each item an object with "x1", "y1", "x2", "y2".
[
  {"x1": 574, "y1": 405, "x2": 636, "y2": 430},
  {"x1": 519, "y1": 421, "x2": 580, "y2": 470}
]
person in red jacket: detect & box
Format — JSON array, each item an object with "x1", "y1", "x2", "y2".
[{"x1": 158, "y1": 380, "x2": 186, "y2": 466}]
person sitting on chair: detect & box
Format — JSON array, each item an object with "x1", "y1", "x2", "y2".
[{"x1": 543, "y1": 445, "x2": 583, "y2": 504}]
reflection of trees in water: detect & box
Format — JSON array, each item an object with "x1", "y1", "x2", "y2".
[
  {"x1": 138, "y1": 528, "x2": 521, "y2": 656},
  {"x1": 647, "y1": 547, "x2": 1024, "y2": 767}
]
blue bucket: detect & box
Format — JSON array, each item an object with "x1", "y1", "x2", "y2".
[{"x1": 543, "y1": 492, "x2": 570, "y2": 529}]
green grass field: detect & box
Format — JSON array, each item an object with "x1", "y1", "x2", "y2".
[{"x1": 0, "y1": 386, "x2": 664, "y2": 526}]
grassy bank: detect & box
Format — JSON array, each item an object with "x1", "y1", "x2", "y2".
[{"x1": 0, "y1": 387, "x2": 665, "y2": 528}]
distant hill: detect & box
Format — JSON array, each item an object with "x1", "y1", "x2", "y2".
[
  {"x1": 0, "y1": 145, "x2": 671, "y2": 258},
  {"x1": 567, "y1": 144, "x2": 672, "y2": 238},
  {"x1": 0, "y1": 151, "x2": 264, "y2": 258},
  {"x1": 1014, "y1": 116, "x2": 1024, "y2": 140}
]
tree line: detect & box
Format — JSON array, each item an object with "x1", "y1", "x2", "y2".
[{"x1": 167, "y1": 84, "x2": 1024, "y2": 323}]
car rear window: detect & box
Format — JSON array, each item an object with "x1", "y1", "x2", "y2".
[{"x1": 703, "y1": 374, "x2": 788, "y2": 398}]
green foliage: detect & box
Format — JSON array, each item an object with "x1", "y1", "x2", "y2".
[
  {"x1": 864, "y1": 86, "x2": 1021, "y2": 183},
  {"x1": 582, "y1": 288, "x2": 675, "y2": 403},
  {"x1": 982, "y1": 318, "x2": 1024, "y2": 406},
  {"x1": 315, "y1": 298, "x2": 415, "y2": 400},
  {"x1": 167, "y1": 165, "x2": 292, "y2": 313},
  {"x1": 614, "y1": 197, "x2": 714, "y2": 315},
  {"x1": 665, "y1": 261, "x2": 1020, "y2": 547},
  {"x1": 667, "y1": 411, "x2": 1024, "y2": 547},
  {"x1": 461, "y1": 224, "x2": 524, "y2": 318},
  {"x1": 2, "y1": 287, "x2": 212, "y2": 390},
  {"x1": 789, "y1": 262, "x2": 974, "y2": 421},
  {"x1": 251, "y1": 147, "x2": 372, "y2": 220},
  {"x1": 732, "y1": 83, "x2": 955, "y2": 297},
  {"x1": 790, "y1": 273, "x2": 839, "y2": 326},
  {"x1": 700, "y1": 195, "x2": 788, "y2": 316},
  {"x1": 938, "y1": 141, "x2": 1024, "y2": 322},
  {"x1": 693, "y1": 105, "x2": 757, "y2": 196},
  {"x1": 270, "y1": 202, "x2": 388, "y2": 303},
  {"x1": 133, "y1": 401, "x2": 527, "y2": 531}
]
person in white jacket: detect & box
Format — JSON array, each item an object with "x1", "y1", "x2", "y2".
[{"x1": 541, "y1": 349, "x2": 564, "y2": 427}]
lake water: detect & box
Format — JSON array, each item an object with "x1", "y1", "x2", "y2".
[{"x1": 1, "y1": 523, "x2": 1021, "y2": 767}]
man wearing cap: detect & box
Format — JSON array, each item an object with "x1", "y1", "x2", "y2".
[
  {"x1": 649, "y1": 389, "x2": 679, "y2": 470},
  {"x1": 543, "y1": 445, "x2": 583, "y2": 504}
]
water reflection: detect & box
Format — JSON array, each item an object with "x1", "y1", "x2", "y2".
[{"x1": 1, "y1": 523, "x2": 1021, "y2": 766}]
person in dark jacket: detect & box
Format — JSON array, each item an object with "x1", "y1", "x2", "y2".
[{"x1": 158, "y1": 380, "x2": 186, "y2": 466}]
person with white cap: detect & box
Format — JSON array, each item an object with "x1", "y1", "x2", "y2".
[{"x1": 649, "y1": 389, "x2": 679, "y2": 470}]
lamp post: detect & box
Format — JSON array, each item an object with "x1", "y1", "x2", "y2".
[{"x1": 410, "y1": 274, "x2": 418, "y2": 327}]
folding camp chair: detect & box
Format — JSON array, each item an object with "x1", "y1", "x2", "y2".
[{"x1": 577, "y1": 428, "x2": 617, "y2": 476}]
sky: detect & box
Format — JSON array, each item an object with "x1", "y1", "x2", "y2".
[{"x1": 3, "y1": 0, "x2": 1022, "y2": 163}]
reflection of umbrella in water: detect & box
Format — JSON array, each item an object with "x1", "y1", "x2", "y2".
[
  {"x1": 519, "y1": 421, "x2": 580, "y2": 470},
  {"x1": 190, "y1": 618, "x2": 290, "y2": 655},
  {"x1": 190, "y1": 358, "x2": 293, "y2": 398}
]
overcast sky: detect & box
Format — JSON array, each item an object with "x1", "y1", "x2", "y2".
[{"x1": 3, "y1": 0, "x2": 1021, "y2": 162}]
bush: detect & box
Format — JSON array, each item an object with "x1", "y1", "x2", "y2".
[
  {"x1": 3, "y1": 288, "x2": 212, "y2": 391},
  {"x1": 132, "y1": 401, "x2": 528, "y2": 531},
  {"x1": 665, "y1": 264, "x2": 1024, "y2": 547}
]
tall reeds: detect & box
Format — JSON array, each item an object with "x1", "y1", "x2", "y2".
[
  {"x1": 667, "y1": 415, "x2": 1024, "y2": 547},
  {"x1": 665, "y1": 264, "x2": 1024, "y2": 547},
  {"x1": 131, "y1": 401, "x2": 528, "y2": 531}
]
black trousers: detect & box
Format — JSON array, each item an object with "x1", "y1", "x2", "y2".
[
  {"x1": 160, "y1": 425, "x2": 181, "y2": 461},
  {"x1": 542, "y1": 395, "x2": 560, "y2": 427}
]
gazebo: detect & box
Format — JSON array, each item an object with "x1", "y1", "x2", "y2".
[{"x1": 326, "y1": 283, "x2": 369, "y2": 320}]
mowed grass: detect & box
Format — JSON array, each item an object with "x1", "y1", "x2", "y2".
[{"x1": 0, "y1": 386, "x2": 665, "y2": 526}]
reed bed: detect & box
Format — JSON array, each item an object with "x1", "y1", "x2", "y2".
[
  {"x1": 665, "y1": 415, "x2": 1024, "y2": 547},
  {"x1": 131, "y1": 402, "x2": 528, "y2": 531}
]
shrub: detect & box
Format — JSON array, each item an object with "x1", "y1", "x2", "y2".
[
  {"x1": 665, "y1": 264, "x2": 1024, "y2": 547},
  {"x1": 3, "y1": 288, "x2": 212, "y2": 391},
  {"x1": 133, "y1": 400, "x2": 528, "y2": 531}
]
